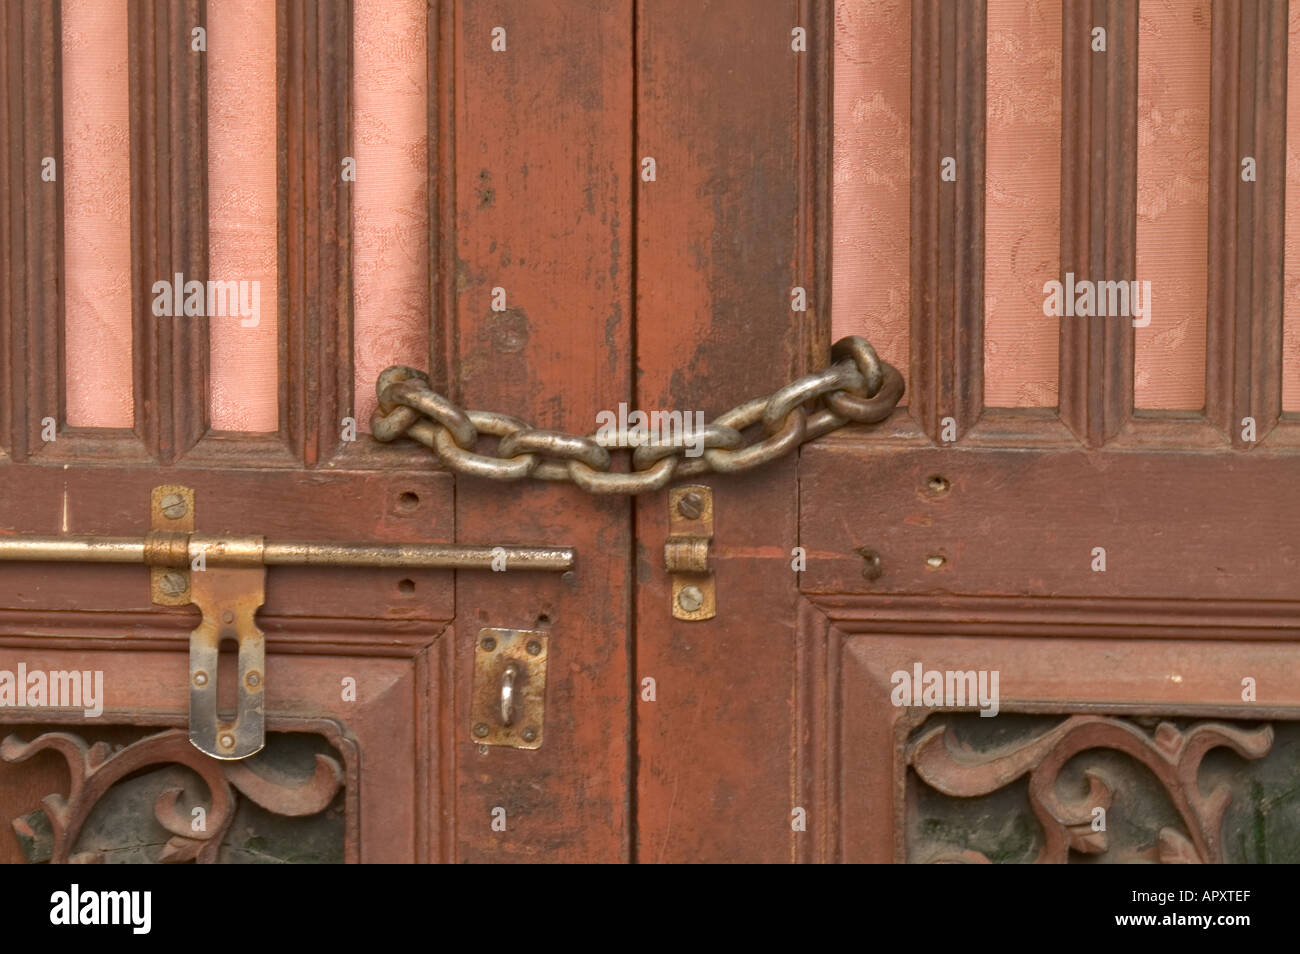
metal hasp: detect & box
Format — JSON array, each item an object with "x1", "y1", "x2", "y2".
[
  {"x1": 0, "y1": 486, "x2": 576, "y2": 760},
  {"x1": 471, "y1": 628, "x2": 549, "y2": 749},
  {"x1": 666, "y1": 484, "x2": 715, "y2": 620},
  {"x1": 150, "y1": 486, "x2": 266, "y2": 760}
]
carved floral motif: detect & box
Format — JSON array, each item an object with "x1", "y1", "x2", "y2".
[
  {"x1": 907, "y1": 715, "x2": 1274, "y2": 864},
  {"x1": 2, "y1": 728, "x2": 343, "y2": 863}
]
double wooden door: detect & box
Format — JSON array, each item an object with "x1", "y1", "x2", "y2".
[{"x1": 1, "y1": 1, "x2": 1296, "y2": 864}]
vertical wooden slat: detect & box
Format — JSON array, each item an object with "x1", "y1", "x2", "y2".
[
  {"x1": 281, "y1": 0, "x2": 352, "y2": 466},
  {"x1": 453, "y1": 0, "x2": 633, "y2": 862},
  {"x1": 1207, "y1": 0, "x2": 1287, "y2": 446},
  {"x1": 635, "y1": 0, "x2": 813, "y2": 863},
  {"x1": 803, "y1": 0, "x2": 834, "y2": 374},
  {"x1": 1058, "y1": 0, "x2": 1137, "y2": 446},
  {"x1": 799, "y1": 0, "x2": 834, "y2": 864},
  {"x1": 0, "y1": 0, "x2": 62, "y2": 462},
  {"x1": 128, "y1": 0, "x2": 208, "y2": 462},
  {"x1": 910, "y1": 0, "x2": 985, "y2": 442}
]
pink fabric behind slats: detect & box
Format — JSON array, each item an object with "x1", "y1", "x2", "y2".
[
  {"x1": 983, "y1": 0, "x2": 1060, "y2": 407},
  {"x1": 831, "y1": 0, "x2": 910, "y2": 385},
  {"x1": 208, "y1": 0, "x2": 279, "y2": 432},
  {"x1": 1135, "y1": 0, "x2": 1209, "y2": 411},
  {"x1": 352, "y1": 0, "x2": 430, "y2": 430},
  {"x1": 1285, "y1": 3, "x2": 1300, "y2": 411},
  {"x1": 62, "y1": 0, "x2": 133, "y2": 428}
]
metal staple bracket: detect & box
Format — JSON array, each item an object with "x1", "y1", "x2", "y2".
[
  {"x1": 666, "y1": 484, "x2": 715, "y2": 621},
  {"x1": 471, "y1": 628, "x2": 549, "y2": 749}
]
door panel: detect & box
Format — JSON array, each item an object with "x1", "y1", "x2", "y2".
[
  {"x1": 0, "y1": 645, "x2": 439, "y2": 862},
  {"x1": 449, "y1": 0, "x2": 634, "y2": 861},
  {"x1": 801, "y1": 0, "x2": 1300, "y2": 867},
  {"x1": 633, "y1": 0, "x2": 827, "y2": 864},
  {"x1": 0, "y1": 0, "x2": 633, "y2": 865},
  {"x1": 831, "y1": 634, "x2": 1297, "y2": 863}
]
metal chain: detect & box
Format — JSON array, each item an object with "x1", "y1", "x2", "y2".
[{"x1": 371, "y1": 336, "x2": 904, "y2": 494}]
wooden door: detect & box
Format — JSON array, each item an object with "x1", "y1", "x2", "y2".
[
  {"x1": 4, "y1": 0, "x2": 1295, "y2": 869},
  {"x1": 0, "y1": 0, "x2": 633, "y2": 864},
  {"x1": 639, "y1": 0, "x2": 1300, "y2": 865}
]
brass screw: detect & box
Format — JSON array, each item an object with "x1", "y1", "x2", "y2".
[
  {"x1": 521, "y1": 727, "x2": 538, "y2": 743},
  {"x1": 927, "y1": 475, "x2": 950, "y2": 495},
  {"x1": 160, "y1": 493, "x2": 188, "y2": 520},
  {"x1": 481, "y1": 636, "x2": 496, "y2": 651},
  {"x1": 678, "y1": 585, "x2": 705, "y2": 613},
  {"x1": 925, "y1": 555, "x2": 946, "y2": 570},
  {"x1": 526, "y1": 640, "x2": 542, "y2": 656},
  {"x1": 857, "y1": 547, "x2": 883, "y2": 580},
  {"x1": 245, "y1": 671, "x2": 261, "y2": 689},
  {"x1": 160, "y1": 572, "x2": 187, "y2": 596},
  {"x1": 473, "y1": 723, "x2": 490, "y2": 738},
  {"x1": 222, "y1": 610, "x2": 235, "y2": 624},
  {"x1": 677, "y1": 492, "x2": 704, "y2": 520}
]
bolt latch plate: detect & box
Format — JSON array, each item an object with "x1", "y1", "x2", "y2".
[
  {"x1": 666, "y1": 484, "x2": 715, "y2": 621},
  {"x1": 471, "y1": 628, "x2": 548, "y2": 750}
]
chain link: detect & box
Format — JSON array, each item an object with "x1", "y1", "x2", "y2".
[{"x1": 371, "y1": 336, "x2": 904, "y2": 494}]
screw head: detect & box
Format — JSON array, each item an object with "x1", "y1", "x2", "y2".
[
  {"x1": 193, "y1": 671, "x2": 208, "y2": 687},
  {"x1": 160, "y1": 572, "x2": 187, "y2": 596},
  {"x1": 160, "y1": 493, "x2": 188, "y2": 520},
  {"x1": 219, "y1": 733, "x2": 235, "y2": 749},
  {"x1": 222, "y1": 610, "x2": 234, "y2": 624},
  {"x1": 245, "y1": 671, "x2": 261, "y2": 689},
  {"x1": 857, "y1": 547, "x2": 883, "y2": 581},
  {"x1": 526, "y1": 640, "x2": 542, "y2": 656},
  {"x1": 480, "y1": 636, "x2": 497, "y2": 652},
  {"x1": 927, "y1": 475, "x2": 950, "y2": 495},
  {"x1": 925, "y1": 554, "x2": 946, "y2": 570},
  {"x1": 678, "y1": 584, "x2": 705, "y2": 613},
  {"x1": 521, "y1": 726, "x2": 538, "y2": 743},
  {"x1": 473, "y1": 723, "x2": 490, "y2": 738},
  {"x1": 677, "y1": 491, "x2": 704, "y2": 520}
]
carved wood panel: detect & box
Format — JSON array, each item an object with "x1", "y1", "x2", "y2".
[
  {"x1": 3, "y1": 725, "x2": 352, "y2": 864},
  {"x1": 0, "y1": 642, "x2": 446, "y2": 863},
  {"x1": 796, "y1": 605, "x2": 1300, "y2": 863}
]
